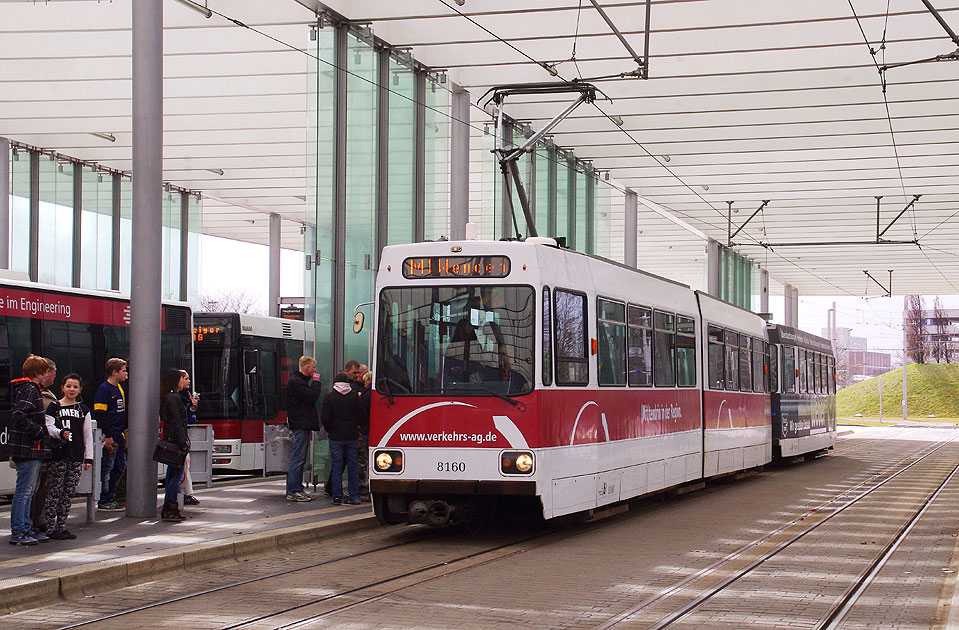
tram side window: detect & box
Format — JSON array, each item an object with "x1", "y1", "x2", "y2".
[
  {"x1": 752, "y1": 338, "x2": 764, "y2": 393},
  {"x1": 821, "y1": 354, "x2": 828, "y2": 394},
  {"x1": 798, "y1": 348, "x2": 807, "y2": 393},
  {"x1": 768, "y1": 343, "x2": 779, "y2": 393},
  {"x1": 739, "y1": 335, "x2": 752, "y2": 392},
  {"x1": 829, "y1": 356, "x2": 836, "y2": 394},
  {"x1": 781, "y1": 345, "x2": 796, "y2": 393},
  {"x1": 676, "y1": 316, "x2": 696, "y2": 387},
  {"x1": 597, "y1": 299, "x2": 626, "y2": 386},
  {"x1": 554, "y1": 290, "x2": 589, "y2": 385},
  {"x1": 724, "y1": 330, "x2": 739, "y2": 391},
  {"x1": 542, "y1": 287, "x2": 552, "y2": 387},
  {"x1": 627, "y1": 306, "x2": 653, "y2": 387},
  {"x1": 653, "y1": 311, "x2": 675, "y2": 387},
  {"x1": 707, "y1": 325, "x2": 724, "y2": 390},
  {"x1": 815, "y1": 353, "x2": 823, "y2": 394}
]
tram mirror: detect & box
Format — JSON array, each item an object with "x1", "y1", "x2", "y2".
[{"x1": 353, "y1": 311, "x2": 365, "y2": 334}]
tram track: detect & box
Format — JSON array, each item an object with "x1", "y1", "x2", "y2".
[
  {"x1": 595, "y1": 432, "x2": 959, "y2": 629},
  {"x1": 34, "y1": 432, "x2": 952, "y2": 630}
]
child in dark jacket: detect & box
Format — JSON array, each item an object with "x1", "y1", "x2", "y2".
[
  {"x1": 8, "y1": 355, "x2": 52, "y2": 546},
  {"x1": 321, "y1": 372, "x2": 362, "y2": 505}
]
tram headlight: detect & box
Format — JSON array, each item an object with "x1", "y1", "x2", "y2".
[
  {"x1": 373, "y1": 449, "x2": 404, "y2": 473},
  {"x1": 501, "y1": 451, "x2": 534, "y2": 475}
]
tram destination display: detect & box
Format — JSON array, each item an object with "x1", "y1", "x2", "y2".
[{"x1": 402, "y1": 255, "x2": 510, "y2": 279}]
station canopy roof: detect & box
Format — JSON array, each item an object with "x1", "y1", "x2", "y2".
[{"x1": 3, "y1": 0, "x2": 958, "y2": 296}]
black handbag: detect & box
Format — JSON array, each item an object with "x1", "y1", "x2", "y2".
[{"x1": 153, "y1": 439, "x2": 187, "y2": 467}]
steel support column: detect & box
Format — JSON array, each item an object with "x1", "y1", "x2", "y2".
[
  {"x1": 127, "y1": 0, "x2": 163, "y2": 518},
  {"x1": 585, "y1": 172, "x2": 595, "y2": 254},
  {"x1": 332, "y1": 25, "x2": 348, "y2": 372},
  {"x1": 449, "y1": 85, "x2": 470, "y2": 242},
  {"x1": 0, "y1": 138, "x2": 9, "y2": 270},
  {"x1": 760, "y1": 268, "x2": 769, "y2": 314},
  {"x1": 783, "y1": 283, "x2": 794, "y2": 327},
  {"x1": 706, "y1": 238, "x2": 720, "y2": 297},
  {"x1": 500, "y1": 123, "x2": 514, "y2": 239},
  {"x1": 110, "y1": 173, "x2": 121, "y2": 291},
  {"x1": 268, "y1": 212, "x2": 281, "y2": 317},
  {"x1": 547, "y1": 146, "x2": 557, "y2": 237},
  {"x1": 624, "y1": 189, "x2": 637, "y2": 269},
  {"x1": 376, "y1": 47, "x2": 389, "y2": 258},
  {"x1": 413, "y1": 70, "x2": 426, "y2": 243},
  {"x1": 72, "y1": 163, "x2": 82, "y2": 287},
  {"x1": 29, "y1": 150, "x2": 39, "y2": 282},
  {"x1": 179, "y1": 192, "x2": 189, "y2": 302}
]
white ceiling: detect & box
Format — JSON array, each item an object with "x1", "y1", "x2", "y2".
[{"x1": 2, "y1": 0, "x2": 958, "y2": 295}]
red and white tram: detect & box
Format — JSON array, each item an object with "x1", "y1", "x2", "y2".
[{"x1": 367, "y1": 238, "x2": 834, "y2": 526}]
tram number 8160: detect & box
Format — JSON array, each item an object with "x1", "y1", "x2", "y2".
[{"x1": 437, "y1": 462, "x2": 466, "y2": 473}]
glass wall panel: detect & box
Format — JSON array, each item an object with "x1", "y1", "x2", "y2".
[
  {"x1": 186, "y1": 194, "x2": 201, "y2": 304},
  {"x1": 343, "y1": 31, "x2": 377, "y2": 368},
  {"x1": 160, "y1": 189, "x2": 181, "y2": 301},
  {"x1": 555, "y1": 156, "x2": 569, "y2": 244},
  {"x1": 118, "y1": 177, "x2": 133, "y2": 294},
  {"x1": 307, "y1": 26, "x2": 336, "y2": 379},
  {"x1": 387, "y1": 57, "x2": 415, "y2": 246},
  {"x1": 575, "y1": 166, "x2": 588, "y2": 254},
  {"x1": 80, "y1": 167, "x2": 113, "y2": 290},
  {"x1": 423, "y1": 76, "x2": 450, "y2": 241},
  {"x1": 478, "y1": 128, "x2": 497, "y2": 241},
  {"x1": 37, "y1": 157, "x2": 73, "y2": 286},
  {"x1": 9, "y1": 148, "x2": 30, "y2": 274},
  {"x1": 533, "y1": 144, "x2": 551, "y2": 236}
]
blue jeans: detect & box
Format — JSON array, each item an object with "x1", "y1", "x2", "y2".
[
  {"x1": 100, "y1": 441, "x2": 127, "y2": 503},
  {"x1": 329, "y1": 439, "x2": 359, "y2": 500},
  {"x1": 11, "y1": 459, "x2": 42, "y2": 535},
  {"x1": 164, "y1": 463, "x2": 183, "y2": 506},
  {"x1": 286, "y1": 429, "x2": 311, "y2": 495}
]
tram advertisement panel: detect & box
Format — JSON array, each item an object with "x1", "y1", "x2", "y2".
[{"x1": 776, "y1": 394, "x2": 836, "y2": 440}]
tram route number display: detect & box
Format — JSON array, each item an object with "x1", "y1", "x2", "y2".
[{"x1": 402, "y1": 256, "x2": 510, "y2": 279}]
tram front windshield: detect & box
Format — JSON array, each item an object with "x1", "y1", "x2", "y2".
[{"x1": 377, "y1": 285, "x2": 534, "y2": 397}]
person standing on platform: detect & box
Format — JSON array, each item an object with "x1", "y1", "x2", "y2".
[
  {"x1": 358, "y1": 370, "x2": 372, "y2": 500},
  {"x1": 345, "y1": 359, "x2": 362, "y2": 391},
  {"x1": 159, "y1": 368, "x2": 190, "y2": 522},
  {"x1": 177, "y1": 370, "x2": 200, "y2": 506},
  {"x1": 42, "y1": 373, "x2": 93, "y2": 540},
  {"x1": 95, "y1": 358, "x2": 128, "y2": 512},
  {"x1": 8, "y1": 355, "x2": 52, "y2": 546},
  {"x1": 285, "y1": 356, "x2": 322, "y2": 502},
  {"x1": 321, "y1": 372, "x2": 362, "y2": 505},
  {"x1": 30, "y1": 358, "x2": 58, "y2": 534}
]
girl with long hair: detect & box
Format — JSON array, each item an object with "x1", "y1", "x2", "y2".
[{"x1": 159, "y1": 367, "x2": 190, "y2": 522}]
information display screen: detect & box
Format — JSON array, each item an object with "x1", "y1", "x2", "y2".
[
  {"x1": 193, "y1": 325, "x2": 226, "y2": 345},
  {"x1": 402, "y1": 256, "x2": 510, "y2": 279}
]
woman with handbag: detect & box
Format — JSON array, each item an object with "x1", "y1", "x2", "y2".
[{"x1": 158, "y1": 368, "x2": 190, "y2": 523}]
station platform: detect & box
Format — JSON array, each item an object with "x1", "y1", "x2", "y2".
[{"x1": 0, "y1": 475, "x2": 375, "y2": 613}]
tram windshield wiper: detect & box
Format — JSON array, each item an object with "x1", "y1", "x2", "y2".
[{"x1": 446, "y1": 386, "x2": 518, "y2": 406}]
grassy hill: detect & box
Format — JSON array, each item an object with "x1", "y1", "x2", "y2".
[{"x1": 836, "y1": 363, "x2": 959, "y2": 419}]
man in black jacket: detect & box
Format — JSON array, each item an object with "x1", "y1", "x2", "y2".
[
  {"x1": 285, "y1": 356, "x2": 322, "y2": 502},
  {"x1": 321, "y1": 372, "x2": 362, "y2": 505}
]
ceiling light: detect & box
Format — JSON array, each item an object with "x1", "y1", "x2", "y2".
[
  {"x1": 206, "y1": 168, "x2": 224, "y2": 176},
  {"x1": 701, "y1": 184, "x2": 709, "y2": 190},
  {"x1": 90, "y1": 132, "x2": 116, "y2": 143},
  {"x1": 661, "y1": 155, "x2": 670, "y2": 162},
  {"x1": 453, "y1": 0, "x2": 465, "y2": 5},
  {"x1": 610, "y1": 115, "x2": 624, "y2": 126},
  {"x1": 174, "y1": 0, "x2": 212, "y2": 18}
]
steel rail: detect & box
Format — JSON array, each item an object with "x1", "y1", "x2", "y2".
[{"x1": 597, "y1": 432, "x2": 959, "y2": 629}]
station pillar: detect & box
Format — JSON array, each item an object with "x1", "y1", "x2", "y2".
[
  {"x1": 706, "y1": 238, "x2": 721, "y2": 298},
  {"x1": 127, "y1": 0, "x2": 163, "y2": 518},
  {"x1": 0, "y1": 138, "x2": 8, "y2": 269},
  {"x1": 783, "y1": 283, "x2": 794, "y2": 327},
  {"x1": 760, "y1": 268, "x2": 769, "y2": 315},
  {"x1": 269, "y1": 212, "x2": 280, "y2": 317},
  {"x1": 624, "y1": 189, "x2": 637, "y2": 269},
  {"x1": 449, "y1": 85, "x2": 470, "y2": 242}
]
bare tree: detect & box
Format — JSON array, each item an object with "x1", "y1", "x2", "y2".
[
  {"x1": 198, "y1": 289, "x2": 266, "y2": 315},
  {"x1": 903, "y1": 294, "x2": 927, "y2": 364},
  {"x1": 932, "y1": 297, "x2": 948, "y2": 363}
]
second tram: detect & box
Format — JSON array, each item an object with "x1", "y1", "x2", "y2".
[{"x1": 193, "y1": 312, "x2": 304, "y2": 471}]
